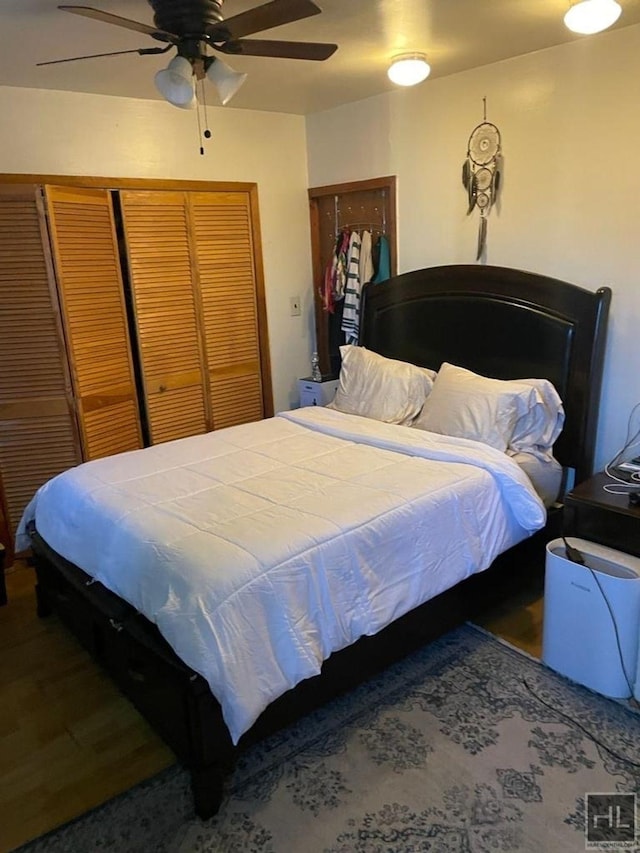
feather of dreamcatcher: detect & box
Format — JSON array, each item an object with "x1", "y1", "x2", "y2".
[
  {"x1": 476, "y1": 215, "x2": 487, "y2": 261},
  {"x1": 467, "y1": 172, "x2": 477, "y2": 215},
  {"x1": 462, "y1": 158, "x2": 471, "y2": 189},
  {"x1": 491, "y1": 154, "x2": 502, "y2": 199}
]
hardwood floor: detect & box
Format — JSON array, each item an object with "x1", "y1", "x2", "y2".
[
  {"x1": 0, "y1": 562, "x2": 173, "y2": 853},
  {"x1": 0, "y1": 559, "x2": 544, "y2": 852},
  {"x1": 474, "y1": 571, "x2": 544, "y2": 659}
]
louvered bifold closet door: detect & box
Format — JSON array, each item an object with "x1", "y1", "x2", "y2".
[
  {"x1": 45, "y1": 186, "x2": 142, "y2": 459},
  {"x1": 120, "y1": 190, "x2": 209, "y2": 444},
  {"x1": 188, "y1": 192, "x2": 264, "y2": 429},
  {"x1": 0, "y1": 185, "x2": 82, "y2": 557}
]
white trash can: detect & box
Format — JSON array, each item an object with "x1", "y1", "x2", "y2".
[{"x1": 542, "y1": 537, "x2": 640, "y2": 699}]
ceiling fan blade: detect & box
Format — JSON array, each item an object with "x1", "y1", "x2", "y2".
[
  {"x1": 219, "y1": 39, "x2": 337, "y2": 61},
  {"x1": 208, "y1": 0, "x2": 321, "y2": 41},
  {"x1": 37, "y1": 46, "x2": 172, "y2": 66},
  {"x1": 58, "y1": 5, "x2": 179, "y2": 43}
]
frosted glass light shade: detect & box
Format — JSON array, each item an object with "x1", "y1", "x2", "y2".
[
  {"x1": 154, "y1": 55, "x2": 196, "y2": 107},
  {"x1": 174, "y1": 93, "x2": 197, "y2": 110},
  {"x1": 564, "y1": 0, "x2": 621, "y2": 34},
  {"x1": 387, "y1": 53, "x2": 430, "y2": 87},
  {"x1": 206, "y1": 57, "x2": 248, "y2": 105}
]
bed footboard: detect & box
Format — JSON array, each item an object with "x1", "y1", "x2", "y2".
[{"x1": 30, "y1": 528, "x2": 235, "y2": 818}]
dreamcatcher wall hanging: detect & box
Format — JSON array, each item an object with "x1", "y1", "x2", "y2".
[{"x1": 462, "y1": 98, "x2": 502, "y2": 260}]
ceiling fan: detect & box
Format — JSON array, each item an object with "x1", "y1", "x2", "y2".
[{"x1": 38, "y1": 0, "x2": 338, "y2": 108}]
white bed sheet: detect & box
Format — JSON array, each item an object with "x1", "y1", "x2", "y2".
[
  {"x1": 509, "y1": 450, "x2": 563, "y2": 507},
  {"x1": 17, "y1": 406, "x2": 546, "y2": 744}
]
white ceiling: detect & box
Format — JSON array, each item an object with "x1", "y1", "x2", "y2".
[{"x1": 3, "y1": 0, "x2": 640, "y2": 115}]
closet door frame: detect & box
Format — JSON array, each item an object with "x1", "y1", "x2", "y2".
[{"x1": 308, "y1": 176, "x2": 397, "y2": 379}]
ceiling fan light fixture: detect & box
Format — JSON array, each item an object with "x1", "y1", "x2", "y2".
[
  {"x1": 563, "y1": 0, "x2": 622, "y2": 34},
  {"x1": 175, "y1": 93, "x2": 198, "y2": 110},
  {"x1": 387, "y1": 53, "x2": 431, "y2": 87},
  {"x1": 154, "y1": 54, "x2": 196, "y2": 107},
  {"x1": 206, "y1": 57, "x2": 248, "y2": 106}
]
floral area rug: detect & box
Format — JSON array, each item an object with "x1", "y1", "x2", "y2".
[{"x1": 16, "y1": 624, "x2": 640, "y2": 852}]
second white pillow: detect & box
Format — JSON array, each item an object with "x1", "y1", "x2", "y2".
[
  {"x1": 412, "y1": 362, "x2": 539, "y2": 451},
  {"x1": 328, "y1": 345, "x2": 434, "y2": 425}
]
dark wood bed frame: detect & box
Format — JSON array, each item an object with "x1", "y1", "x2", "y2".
[{"x1": 28, "y1": 264, "x2": 611, "y2": 818}]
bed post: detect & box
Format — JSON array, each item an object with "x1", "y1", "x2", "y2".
[{"x1": 190, "y1": 764, "x2": 228, "y2": 819}]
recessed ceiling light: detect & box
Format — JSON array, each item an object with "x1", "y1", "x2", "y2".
[
  {"x1": 387, "y1": 53, "x2": 431, "y2": 87},
  {"x1": 564, "y1": 0, "x2": 622, "y2": 34}
]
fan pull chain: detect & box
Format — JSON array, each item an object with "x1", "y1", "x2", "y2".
[
  {"x1": 201, "y1": 79, "x2": 211, "y2": 141},
  {"x1": 195, "y1": 96, "x2": 205, "y2": 155},
  {"x1": 194, "y1": 80, "x2": 212, "y2": 156}
]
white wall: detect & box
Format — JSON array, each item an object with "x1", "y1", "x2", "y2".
[
  {"x1": 306, "y1": 24, "x2": 640, "y2": 472},
  {"x1": 0, "y1": 85, "x2": 314, "y2": 412}
]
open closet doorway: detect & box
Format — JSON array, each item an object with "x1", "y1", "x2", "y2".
[{"x1": 308, "y1": 176, "x2": 397, "y2": 378}]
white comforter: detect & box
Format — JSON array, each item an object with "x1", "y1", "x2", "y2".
[{"x1": 17, "y1": 406, "x2": 545, "y2": 743}]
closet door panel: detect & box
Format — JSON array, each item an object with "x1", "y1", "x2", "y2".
[
  {"x1": 45, "y1": 186, "x2": 142, "y2": 460},
  {"x1": 120, "y1": 190, "x2": 208, "y2": 444},
  {"x1": 0, "y1": 185, "x2": 82, "y2": 555},
  {"x1": 189, "y1": 192, "x2": 264, "y2": 429}
]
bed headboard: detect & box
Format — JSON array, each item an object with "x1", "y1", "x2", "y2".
[{"x1": 359, "y1": 264, "x2": 611, "y2": 485}]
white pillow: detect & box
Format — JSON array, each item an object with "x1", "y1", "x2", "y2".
[
  {"x1": 509, "y1": 377, "x2": 565, "y2": 454},
  {"x1": 327, "y1": 345, "x2": 434, "y2": 425},
  {"x1": 412, "y1": 362, "x2": 542, "y2": 452}
]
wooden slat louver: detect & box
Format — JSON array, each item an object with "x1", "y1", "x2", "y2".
[
  {"x1": 189, "y1": 192, "x2": 264, "y2": 429},
  {"x1": 45, "y1": 186, "x2": 142, "y2": 460},
  {"x1": 0, "y1": 185, "x2": 82, "y2": 556},
  {"x1": 120, "y1": 190, "x2": 208, "y2": 443}
]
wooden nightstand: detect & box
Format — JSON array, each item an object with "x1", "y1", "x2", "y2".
[{"x1": 564, "y1": 472, "x2": 640, "y2": 557}]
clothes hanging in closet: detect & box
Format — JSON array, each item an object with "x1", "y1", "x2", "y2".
[
  {"x1": 341, "y1": 230, "x2": 362, "y2": 343},
  {"x1": 341, "y1": 229, "x2": 375, "y2": 344},
  {"x1": 322, "y1": 227, "x2": 377, "y2": 343},
  {"x1": 321, "y1": 229, "x2": 350, "y2": 314},
  {"x1": 371, "y1": 234, "x2": 391, "y2": 283},
  {"x1": 359, "y1": 230, "x2": 373, "y2": 292}
]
